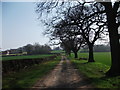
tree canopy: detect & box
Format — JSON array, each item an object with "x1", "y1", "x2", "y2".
[{"x1": 36, "y1": 0, "x2": 120, "y2": 76}]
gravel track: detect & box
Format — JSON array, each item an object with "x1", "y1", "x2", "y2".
[{"x1": 32, "y1": 56, "x2": 93, "y2": 89}]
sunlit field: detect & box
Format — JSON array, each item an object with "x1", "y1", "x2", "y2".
[
  {"x1": 70, "y1": 52, "x2": 120, "y2": 88},
  {"x1": 70, "y1": 52, "x2": 111, "y2": 66},
  {"x1": 2, "y1": 54, "x2": 54, "y2": 61}
]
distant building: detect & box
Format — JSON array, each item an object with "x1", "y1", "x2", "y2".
[
  {"x1": 2, "y1": 49, "x2": 27, "y2": 56},
  {"x1": 6, "y1": 51, "x2": 10, "y2": 55},
  {"x1": 22, "y1": 52, "x2": 27, "y2": 55}
]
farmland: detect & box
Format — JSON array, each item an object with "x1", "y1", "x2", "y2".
[
  {"x1": 71, "y1": 60, "x2": 120, "y2": 88},
  {"x1": 2, "y1": 51, "x2": 120, "y2": 88},
  {"x1": 70, "y1": 52, "x2": 120, "y2": 88},
  {"x1": 70, "y1": 52, "x2": 111, "y2": 66},
  {"x1": 3, "y1": 59, "x2": 60, "y2": 88},
  {"x1": 2, "y1": 54, "x2": 61, "y2": 88},
  {"x1": 51, "y1": 50, "x2": 65, "y2": 53},
  {"x1": 2, "y1": 54, "x2": 54, "y2": 61},
  {"x1": 3, "y1": 1, "x2": 120, "y2": 89}
]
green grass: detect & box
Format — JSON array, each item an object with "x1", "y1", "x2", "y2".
[
  {"x1": 71, "y1": 60, "x2": 120, "y2": 88},
  {"x1": 70, "y1": 52, "x2": 120, "y2": 88},
  {"x1": 3, "y1": 59, "x2": 60, "y2": 88},
  {"x1": 2, "y1": 54, "x2": 53, "y2": 61},
  {"x1": 70, "y1": 52, "x2": 111, "y2": 66},
  {"x1": 51, "y1": 50, "x2": 65, "y2": 53}
]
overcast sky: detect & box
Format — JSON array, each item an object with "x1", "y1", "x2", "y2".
[{"x1": 2, "y1": 2, "x2": 49, "y2": 50}]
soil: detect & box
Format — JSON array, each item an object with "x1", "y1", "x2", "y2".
[{"x1": 32, "y1": 56, "x2": 93, "y2": 89}]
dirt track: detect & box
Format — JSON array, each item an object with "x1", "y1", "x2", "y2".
[{"x1": 32, "y1": 56, "x2": 92, "y2": 89}]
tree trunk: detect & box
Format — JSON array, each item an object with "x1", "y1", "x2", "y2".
[
  {"x1": 74, "y1": 52, "x2": 78, "y2": 58},
  {"x1": 88, "y1": 44, "x2": 95, "y2": 62},
  {"x1": 105, "y1": 5, "x2": 120, "y2": 76},
  {"x1": 69, "y1": 53, "x2": 71, "y2": 57}
]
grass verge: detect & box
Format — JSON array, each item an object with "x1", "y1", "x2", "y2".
[
  {"x1": 3, "y1": 60, "x2": 60, "y2": 88},
  {"x1": 71, "y1": 60, "x2": 120, "y2": 88}
]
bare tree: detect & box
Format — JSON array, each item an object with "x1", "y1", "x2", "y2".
[
  {"x1": 53, "y1": 24, "x2": 86, "y2": 58},
  {"x1": 35, "y1": 1, "x2": 120, "y2": 76},
  {"x1": 56, "y1": 3, "x2": 107, "y2": 62}
]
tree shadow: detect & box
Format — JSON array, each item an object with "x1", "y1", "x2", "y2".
[{"x1": 42, "y1": 78, "x2": 92, "y2": 89}]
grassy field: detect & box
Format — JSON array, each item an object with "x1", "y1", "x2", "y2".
[
  {"x1": 2, "y1": 54, "x2": 54, "y2": 61},
  {"x1": 70, "y1": 52, "x2": 120, "y2": 88},
  {"x1": 51, "y1": 50, "x2": 65, "y2": 53},
  {"x1": 3, "y1": 58, "x2": 60, "y2": 88},
  {"x1": 71, "y1": 60, "x2": 120, "y2": 88},
  {"x1": 70, "y1": 52, "x2": 111, "y2": 66}
]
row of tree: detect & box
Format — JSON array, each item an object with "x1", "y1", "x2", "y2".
[
  {"x1": 3, "y1": 43, "x2": 51, "y2": 55},
  {"x1": 39, "y1": 2, "x2": 108, "y2": 61},
  {"x1": 36, "y1": 1, "x2": 120, "y2": 76},
  {"x1": 23, "y1": 43, "x2": 51, "y2": 55}
]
